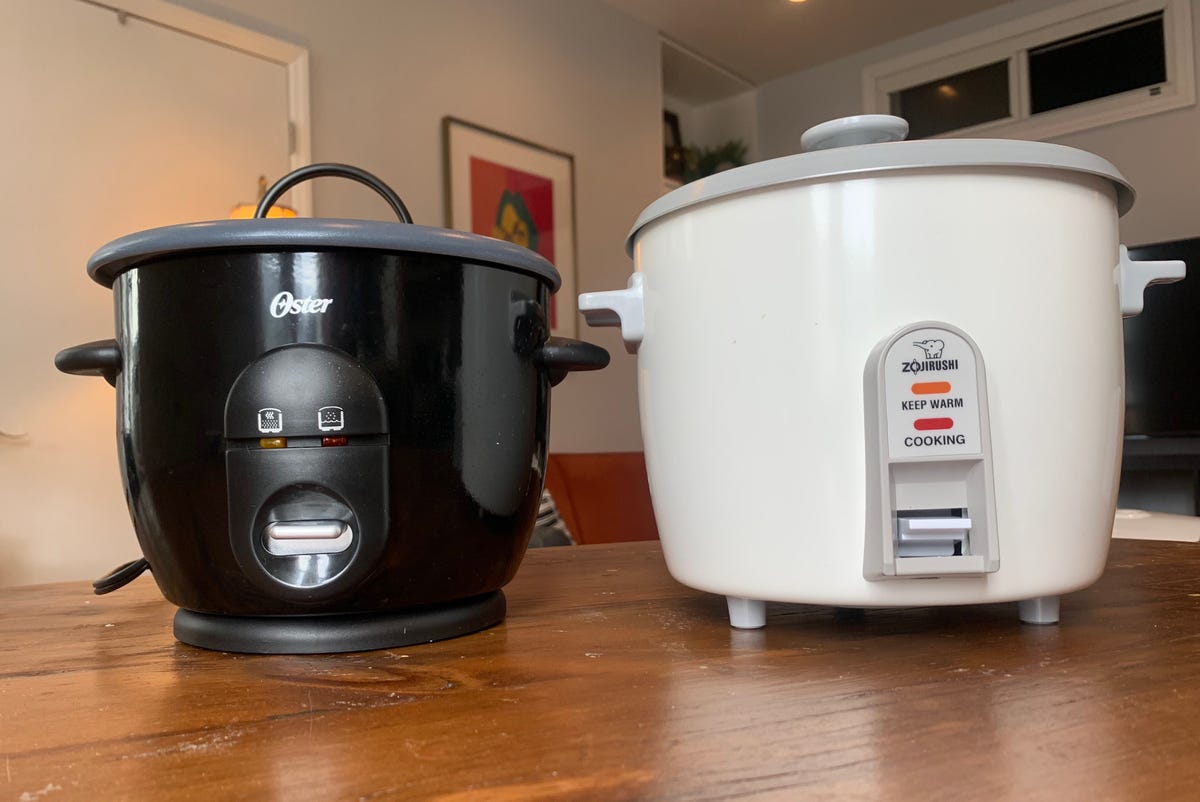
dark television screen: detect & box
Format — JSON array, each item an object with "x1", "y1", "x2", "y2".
[{"x1": 1123, "y1": 237, "x2": 1200, "y2": 436}]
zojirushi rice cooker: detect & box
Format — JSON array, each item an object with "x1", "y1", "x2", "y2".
[
  {"x1": 580, "y1": 115, "x2": 1184, "y2": 628},
  {"x1": 56, "y1": 164, "x2": 608, "y2": 653}
]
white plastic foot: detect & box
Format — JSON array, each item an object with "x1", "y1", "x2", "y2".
[
  {"x1": 1018, "y1": 596, "x2": 1060, "y2": 625},
  {"x1": 726, "y1": 597, "x2": 766, "y2": 629}
]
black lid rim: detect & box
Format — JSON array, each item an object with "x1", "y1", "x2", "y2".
[{"x1": 86, "y1": 219, "x2": 562, "y2": 290}]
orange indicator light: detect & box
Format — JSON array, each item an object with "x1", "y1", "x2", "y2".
[
  {"x1": 259, "y1": 437, "x2": 287, "y2": 449},
  {"x1": 321, "y1": 436, "x2": 348, "y2": 447},
  {"x1": 911, "y1": 381, "x2": 952, "y2": 395}
]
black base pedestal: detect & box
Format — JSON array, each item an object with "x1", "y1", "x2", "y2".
[{"x1": 173, "y1": 591, "x2": 506, "y2": 654}]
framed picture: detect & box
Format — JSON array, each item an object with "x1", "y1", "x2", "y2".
[
  {"x1": 443, "y1": 117, "x2": 577, "y2": 337},
  {"x1": 663, "y1": 110, "x2": 685, "y2": 179},
  {"x1": 663, "y1": 110, "x2": 681, "y2": 148}
]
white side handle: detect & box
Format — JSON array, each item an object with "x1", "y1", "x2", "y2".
[
  {"x1": 1118, "y1": 244, "x2": 1185, "y2": 317},
  {"x1": 578, "y1": 273, "x2": 645, "y2": 354}
]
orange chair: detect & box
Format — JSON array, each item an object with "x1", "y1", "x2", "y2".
[{"x1": 542, "y1": 453, "x2": 659, "y2": 544}]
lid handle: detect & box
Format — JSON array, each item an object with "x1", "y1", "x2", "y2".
[
  {"x1": 256, "y1": 163, "x2": 414, "y2": 223},
  {"x1": 800, "y1": 115, "x2": 909, "y2": 152}
]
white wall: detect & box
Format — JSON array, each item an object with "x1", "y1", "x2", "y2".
[
  {"x1": 2, "y1": 0, "x2": 295, "y2": 586},
  {"x1": 174, "y1": 0, "x2": 662, "y2": 453},
  {"x1": 757, "y1": 0, "x2": 1200, "y2": 245}
]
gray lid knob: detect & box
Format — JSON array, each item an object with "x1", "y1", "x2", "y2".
[{"x1": 801, "y1": 115, "x2": 909, "y2": 152}]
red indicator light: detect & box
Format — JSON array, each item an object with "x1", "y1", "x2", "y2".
[
  {"x1": 321, "y1": 436, "x2": 348, "y2": 447},
  {"x1": 914, "y1": 418, "x2": 954, "y2": 431}
]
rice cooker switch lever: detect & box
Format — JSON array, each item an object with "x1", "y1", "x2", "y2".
[
  {"x1": 264, "y1": 520, "x2": 353, "y2": 556},
  {"x1": 896, "y1": 515, "x2": 973, "y2": 558},
  {"x1": 898, "y1": 516, "x2": 972, "y2": 540}
]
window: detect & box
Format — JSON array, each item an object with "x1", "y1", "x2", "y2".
[
  {"x1": 863, "y1": 0, "x2": 1194, "y2": 141},
  {"x1": 890, "y1": 61, "x2": 1011, "y2": 138},
  {"x1": 1028, "y1": 11, "x2": 1165, "y2": 113}
]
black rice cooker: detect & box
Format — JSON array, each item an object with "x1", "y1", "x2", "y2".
[{"x1": 55, "y1": 164, "x2": 608, "y2": 654}]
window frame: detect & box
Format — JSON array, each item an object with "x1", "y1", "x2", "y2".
[{"x1": 861, "y1": 0, "x2": 1195, "y2": 141}]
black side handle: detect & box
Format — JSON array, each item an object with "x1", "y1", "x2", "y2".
[
  {"x1": 536, "y1": 337, "x2": 609, "y2": 387},
  {"x1": 256, "y1": 163, "x2": 414, "y2": 223},
  {"x1": 55, "y1": 339, "x2": 121, "y2": 387}
]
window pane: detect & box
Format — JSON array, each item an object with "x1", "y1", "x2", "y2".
[
  {"x1": 889, "y1": 61, "x2": 1010, "y2": 138},
  {"x1": 1028, "y1": 11, "x2": 1165, "y2": 114}
]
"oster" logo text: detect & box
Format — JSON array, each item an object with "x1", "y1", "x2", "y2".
[{"x1": 269, "y1": 291, "x2": 333, "y2": 318}]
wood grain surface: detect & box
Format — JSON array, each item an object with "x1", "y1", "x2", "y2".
[{"x1": 2, "y1": 539, "x2": 1199, "y2": 801}]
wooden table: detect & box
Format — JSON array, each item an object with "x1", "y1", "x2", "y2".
[{"x1": 3, "y1": 539, "x2": 1199, "y2": 800}]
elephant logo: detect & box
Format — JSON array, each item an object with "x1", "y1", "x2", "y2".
[{"x1": 912, "y1": 339, "x2": 945, "y2": 359}]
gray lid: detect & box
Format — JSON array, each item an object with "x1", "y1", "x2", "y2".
[
  {"x1": 87, "y1": 218, "x2": 561, "y2": 289},
  {"x1": 627, "y1": 115, "x2": 1135, "y2": 255}
]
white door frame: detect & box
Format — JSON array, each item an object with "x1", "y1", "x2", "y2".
[{"x1": 81, "y1": 0, "x2": 314, "y2": 215}]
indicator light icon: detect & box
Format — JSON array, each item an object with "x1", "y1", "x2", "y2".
[
  {"x1": 318, "y1": 405, "x2": 345, "y2": 432},
  {"x1": 257, "y1": 407, "x2": 283, "y2": 434},
  {"x1": 914, "y1": 418, "x2": 954, "y2": 431},
  {"x1": 911, "y1": 381, "x2": 952, "y2": 395}
]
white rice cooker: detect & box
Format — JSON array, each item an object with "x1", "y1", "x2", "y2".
[{"x1": 579, "y1": 115, "x2": 1185, "y2": 628}]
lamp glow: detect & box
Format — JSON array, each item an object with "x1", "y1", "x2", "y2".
[{"x1": 230, "y1": 175, "x2": 297, "y2": 219}]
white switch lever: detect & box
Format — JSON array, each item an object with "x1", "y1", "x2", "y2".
[
  {"x1": 263, "y1": 520, "x2": 354, "y2": 556},
  {"x1": 898, "y1": 517, "x2": 972, "y2": 541}
]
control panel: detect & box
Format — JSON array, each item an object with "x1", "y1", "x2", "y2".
[
  {"x1": 863, "y1": 322, "x2": 999, "y2": 579},
  {"x1": 223, "y1": 343, "x2": 389, "y2": 601}
]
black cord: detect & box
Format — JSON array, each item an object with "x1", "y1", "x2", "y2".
[{"x1": 93, "y1": 558, "x2": 150, "y2": 595}]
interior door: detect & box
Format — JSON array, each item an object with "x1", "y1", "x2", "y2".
[{"x1": 0, "y1": 0, "x2": 293, "y2": 585}]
